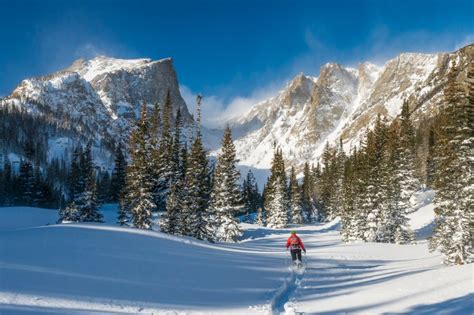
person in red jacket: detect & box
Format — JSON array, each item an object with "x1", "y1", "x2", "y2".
[{"x1": 286, "y1": 231, "x2": 306, "y2": 264}]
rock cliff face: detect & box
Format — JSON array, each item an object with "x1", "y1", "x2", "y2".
[
  {"x1": 227, "y1": 45, "x2": 473, "y2": 171},
  {"x1": 1, "y1": 56, "x2": 193, "y2": 166}
]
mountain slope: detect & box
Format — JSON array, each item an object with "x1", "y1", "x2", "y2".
[
  {"x1": 0, "y1": 56, "x2": 193, "y2": 168},
  {"x1": 228, "y1": 44, "x2": 473, "y2": 171}
]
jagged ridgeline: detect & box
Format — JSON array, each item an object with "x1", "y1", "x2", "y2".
[{"x1": 0, "y1": 45, "x2": 472, "y2": 227}]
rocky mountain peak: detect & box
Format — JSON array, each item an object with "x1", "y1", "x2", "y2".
[{"x1": 279, "y1": 73, "x2": 316, "y2": 108}]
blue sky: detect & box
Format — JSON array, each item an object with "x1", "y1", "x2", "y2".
[{"x1": 0, "y1": 0, "x2": 472, "y2": 119}]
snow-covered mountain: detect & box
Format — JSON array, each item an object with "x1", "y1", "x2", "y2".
[
  {"x1": 228, "y1": 44, "x2": 473, "y2": 170},
  {"x1": 1, "y1": 56, "x2": 193, "y2": 167},
  {"x1": 1, "y1": 45, "x2": 472, "y2": 172}
]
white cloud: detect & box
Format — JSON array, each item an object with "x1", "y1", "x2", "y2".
[
  {"x1": 74, "y1": 43, "x2": 106, "y2": 60},
  {"x1": 454, "y1": 34, "x2": 474, "y2": 50},
  {"x1": 180, "y1": 81, "x2": 285, "y2": 128}
]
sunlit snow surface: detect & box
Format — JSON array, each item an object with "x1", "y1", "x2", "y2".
[{"x1": 0, "y1": 202, "x2": 472, "y2": 314}]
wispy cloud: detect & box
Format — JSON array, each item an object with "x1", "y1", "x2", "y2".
[
  {"x1": 180, "y1": 81, "x2": 285, "y2": 128},
  {"x1": 455, "y1": 34, "x2": 474, "y2": 50},
  {"x1": 73, "y1": 43, "x2": 107, "y2": 60}
]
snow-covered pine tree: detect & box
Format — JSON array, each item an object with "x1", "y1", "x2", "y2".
[
  {"x1": 363, "y1": 116, "x2": 389, "y2": 242},
  {"x1": 77, "y1": 143, "x2": 103, "y2": 223},
  {"x1": 57, "y1": 201, "x2": 79, "y2": 223},
  {"x1": 149, "y1": 101, "x2": 164, "y2": 211},
  {"x1": 301, "y1": 162, "x2": 315, "y2": 222},
  {"x1": 319, "y1": 142, "x2": 337, "y2": 220},
  {"x1": 329, "y1": 139, "x2": 346, "y2": 219},
  {"x1": 265, "y1": 149, "x2": 289, "y2": 228},
  {"x1": 384, "y1": 119, "x2": 414, "y2": 244},
  {"x1": 125, "y1": 104, "x2": 156, "y2": 229},
  {"x1": 209, "y1": 126, "x2": 243, "y2": 242},
  {"x1": 110, "y1": 143, "x2": 127, "y2": 202},
  {"x1": 160, "y1": 108, "x2": 185, "y2": 235},
  {"x1": 289, "y1": 167, "x2": 304, "y2": 224},
  {"x1": 398, "y1": 101, "x2": 421, "y2": 212},
  {"x1": 242, "y1": 170, "x2": 260, "y2": 223},
  {"x1": 267, "y1": 176, "x2": 288, "y2": 228},
  {"x1": 117, "y1": 197, "x2": 130, "y2": 226},
  {"x1": 430, "y1": 61, "x2": 473, "y2": 265},
  {"x1": 156, "y1": 90, "x2": 175, "y2": 210},
  {"x1": 425, "y1": 125, "x2": 436, "y2": 188},
  {"x1": 340, "y1": 148, "x2": 357, "y2": 241},
  {"x1": 242, "y1": 177, "x2": 250, "y2": 222},
  {"x1": 181, "y1": 95, "x2": 213, "y2": 240}
]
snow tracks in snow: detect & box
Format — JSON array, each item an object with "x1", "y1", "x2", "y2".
[{"x1": 269, "y1": 265, "x2": 305, "y2": 315}]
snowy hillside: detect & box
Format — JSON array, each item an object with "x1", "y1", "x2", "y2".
[{"x1": 1, "y1": 205, "x2": 472, "y2": 314}]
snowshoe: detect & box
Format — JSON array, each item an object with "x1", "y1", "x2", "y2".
[{"x1": 292, "y1": 259, "x2": 303, "y2": 269}]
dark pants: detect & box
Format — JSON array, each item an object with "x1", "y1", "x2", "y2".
[{"x1": 290, "y1": 249, "x2": 302, "y2": 262}]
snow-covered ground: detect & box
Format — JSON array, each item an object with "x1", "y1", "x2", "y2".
[{"x1": 0, "y1": 204, "x2": 472, "y2": 314}]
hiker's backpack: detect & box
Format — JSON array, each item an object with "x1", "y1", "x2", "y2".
[{"x1": 290, "y1": 236, "x2": 300, "y2": 249}]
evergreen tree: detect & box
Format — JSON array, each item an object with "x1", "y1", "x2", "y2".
[
  {"x1": 97, "y1": 170, "x2": 111, "y2": 203},
  {"x1": 125, "y1": 104, "x2": 156, "y2": 229},
  {"x1": 57, "y1": 201, "x2": 79, "y2": 223},
  {"x1": 117, "y1": 197, "x2": 130, "y2": 226},
  {"x1": 156, "y1": 90, "x2": 174, "y2": 210},
  {"x1": 384, "y1": 119, "x2": 414, "y2": 244},
  {"x1": 330, "y1": 139, "x2": 346, "y2": 218},
  {"x1": 18, "y1": 160, "x2": 34, "y2": 206},
  {"x1": 110, "y1": 143, "x2": 127, "y2": 202},
  {"x1": 398, "y1": 101, "x2": 421, "y2": 211},
  {"x1": 76, "y1": 143, "x2": 103, "y2": 223},
  {"x1": 289, "y1": 167, "x2": 304, "y2": 224},
  {"x1": 160, "y1": 108, "x2": 186, "y2": 235},
  {"x1": 209, "y1": 126, "x2": 243, "y2": 242},
  {"x1": 1, "y1": 157, "x2": 13, "y2": 206},
  {"x1": 319, "y1": 142, "x2": 337, "y2": 220},
  {"x1": 69, "y1": 146, "x2": 84, "y2": 202},
  {"x1": 180, "y1": 96, "x2": 213, "y2": 239},
  {"x1": 340, "y1": 149, "x2": 356, "y2": 241},
  {"x1": 364, "y1": 116, "x2": 391, "y2": 242},
  {"x1": 265, "y1": 149, "x2": 289, "y2": 228},
  {"x1": 425, "y1": 125, "x2": 436, "y2": 187},
  {"x1": 430, "y1": 61, "x2": 473, "y2": 265},
  {"x1": 242, "y1": 170, "x2": 260, "y2": 223},
  {"x1": 301, "y1": 162, "x2": 314, "y2": 222}
]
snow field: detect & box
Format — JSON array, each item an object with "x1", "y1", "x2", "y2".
[{"x1": 0, "y1": 204, "x2": 472, "y2": 314}]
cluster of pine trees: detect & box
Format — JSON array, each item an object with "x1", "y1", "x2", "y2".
[
  {"x1": 117, "y1": 93, "x2": 244, "y2": 242},
  {"x1": 58, "y1": 143, "x2": 104, "y2": 223},
  {"x1": 334, "y1": 106, "x2": 419, "y2": 244},
  {"x1": 0, "y1": 157, "x2": 61, "y2": 208},
  {"x1": 257, "y1": 150, "x2": 317, "y2": 228}
]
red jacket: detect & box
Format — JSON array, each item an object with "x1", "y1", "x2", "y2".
[{"x1": 286, "y1": 234, "x2": 305, "y2": 251}]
